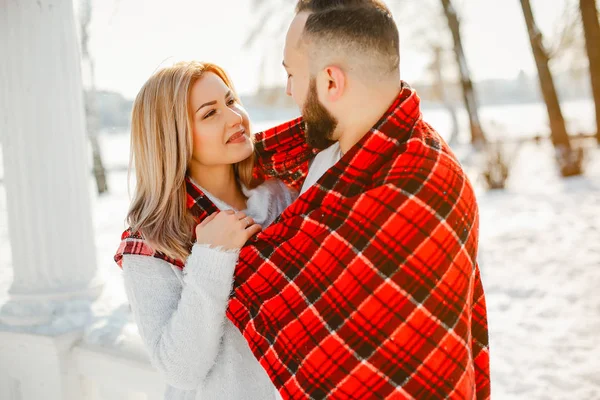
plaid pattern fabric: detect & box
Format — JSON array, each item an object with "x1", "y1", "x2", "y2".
[
  {"x1": 227, "y1": 85, "x2": 490, "y2": 399},
  {"x1": 253, "y1": 117, "x2": 320, "y2": 192},
  {"x1": 114, "y1": 83, "x2": 490, "y2": 399},
  {"x1": 114, "y1": 179, "x2": 220, "y2": 269}
]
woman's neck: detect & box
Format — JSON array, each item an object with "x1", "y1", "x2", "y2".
[{"x1": 188, "y1": 162, "x2": 247, "y2": 210}]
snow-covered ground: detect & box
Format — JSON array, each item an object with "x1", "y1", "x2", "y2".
[
  {"x1": 477, "y1": 141, "x2": 600, "y2": 399},
  {"x1": 1, "y1": 109, "x2": 599, "y2": 399}
]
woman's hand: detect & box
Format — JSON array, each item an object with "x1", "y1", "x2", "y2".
[{"x1": 195, "y1": 210, "x2": 262, "y2": 250}]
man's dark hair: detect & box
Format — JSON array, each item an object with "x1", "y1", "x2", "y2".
[
  {"x1": 295, "y1": 0, "x2": 390, "y2": 14},
  {"x1": 294, "y1": 0, "x2": 399, "y2": 78}
]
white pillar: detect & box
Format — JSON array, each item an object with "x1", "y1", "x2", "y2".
[{"x1": 0, "y1": 0, "x2": 103, "y2": 327}]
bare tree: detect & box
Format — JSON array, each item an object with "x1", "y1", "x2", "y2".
[
  {"x1": 79, "y1": 0, "x2": 108, "y2": 194},
  {"x1": 429, "y1": 45, "x2": 460, "y2": 146},
  {"x1": 440, "y1": 0, "x2": 487, "y2": 147},
  {"x1": 580, "y1": 0, "x2": 600, "y2": 143},
  {"x1": 520, "y1": 0, "x2": 583, "y2": 176}
]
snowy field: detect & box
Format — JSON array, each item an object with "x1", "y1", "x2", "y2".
[{"x1": 1, "y1": 101, "x2": 599, "y2": 399}]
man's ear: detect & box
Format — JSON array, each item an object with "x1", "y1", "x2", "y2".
[{"x1": 321, "y1": 65, "x2": 346, "y2": 102}]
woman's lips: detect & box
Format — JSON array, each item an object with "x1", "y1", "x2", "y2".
[{"x1": 227, "y1": 129, "x2": 246, "y2": 144}]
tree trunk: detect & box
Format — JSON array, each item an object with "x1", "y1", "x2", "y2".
[
  {"x1": 432, "y1": 46, "x2": 459, "y2": 145},
  {"x1": 520, "y1": 0, "x2": 572, "y2": 150},
  {"x1": 440, "y1": 0, "x2": 487, "y2": 146},
  {"x1": 580, "y1": 0, "x2": 600, "y2": 144},
  {"x1": 80, "y1": 0, "x2": 108, "y2": 194}
]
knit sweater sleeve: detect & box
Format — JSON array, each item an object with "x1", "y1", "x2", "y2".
[{"x1": 121, "y1": 243, "x2": 239, "y2": 390}]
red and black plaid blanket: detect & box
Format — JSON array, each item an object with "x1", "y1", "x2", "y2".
[{"x1": 116, "y1": 84, "x2": 490, "y2": 399}]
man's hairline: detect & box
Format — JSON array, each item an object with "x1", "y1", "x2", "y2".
[
  {"x1": 290, "y1": 9, "x2": 400, "y2": 81},
  {"x1": 293, "y1": 11, "x2": 311, "y2": 50}
]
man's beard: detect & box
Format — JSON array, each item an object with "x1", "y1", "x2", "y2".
[{"x1": 302, "y1": 78, "x2": 338, "y2": 150}]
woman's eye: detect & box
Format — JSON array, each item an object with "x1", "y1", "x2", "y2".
[
  {"x1": 227, "y1": 98, "x2": 236, "y2": 106},
  {"x1": 203, "y1": 110, "x2": 216, "y2": 119}
]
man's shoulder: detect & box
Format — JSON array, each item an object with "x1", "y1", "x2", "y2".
[
  {"x1": 377, "y1": 120, "x2": 474, "y2": 198},
  {"x1": 382, "y1": 120, "x2": 457, "y2": 164}
]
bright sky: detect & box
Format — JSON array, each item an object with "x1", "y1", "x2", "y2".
[{"x1": 83, "y1": 0, "x2": 572, "y2": 99}]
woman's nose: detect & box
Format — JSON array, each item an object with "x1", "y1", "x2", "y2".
[{"x1": 227, "y1": 107, "x2": 243, "y2": 127}]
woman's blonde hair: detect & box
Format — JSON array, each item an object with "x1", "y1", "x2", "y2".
[{"x1": 127, "y1": 61, "x2": 255, "y2": 260}]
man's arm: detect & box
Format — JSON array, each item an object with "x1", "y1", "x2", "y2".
[{"x1": 253, "y1": 117, "x2": 319, "y2": 191}]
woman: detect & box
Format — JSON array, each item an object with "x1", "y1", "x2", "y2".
[{"x1": 114, "y1": 61, "x2": 311, "y2": 399}]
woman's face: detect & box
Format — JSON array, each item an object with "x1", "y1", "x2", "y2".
[{"x1": 188, "y1": 72, "x2": 252, "y2": 167}]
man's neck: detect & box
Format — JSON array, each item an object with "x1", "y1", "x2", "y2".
[{"x1": 337, "y1": 83, "x2": 402, "y2": 154}]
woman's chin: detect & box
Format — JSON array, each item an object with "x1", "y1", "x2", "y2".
[{"x1": 229, "y1": 141, "x2": 254, "y2": 163}]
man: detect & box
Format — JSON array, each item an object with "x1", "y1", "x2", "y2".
[{"x1": 226, "y1": 1, "x2": 491, "y2": 398}]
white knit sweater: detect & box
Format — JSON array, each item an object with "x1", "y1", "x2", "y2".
[{"x1": 121, "y1": 179, "x2": 295, "y2": 400}]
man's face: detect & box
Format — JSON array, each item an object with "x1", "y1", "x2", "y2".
[
  {"x1": 302, "y1": 77, "x2": 338, "y2": 150},
  {"x1": 283, "y1": 13, "x2": 311, "y2": 110},
  {"x1": 284, "y1": 13, "x2": 338, "y2": 149}
]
